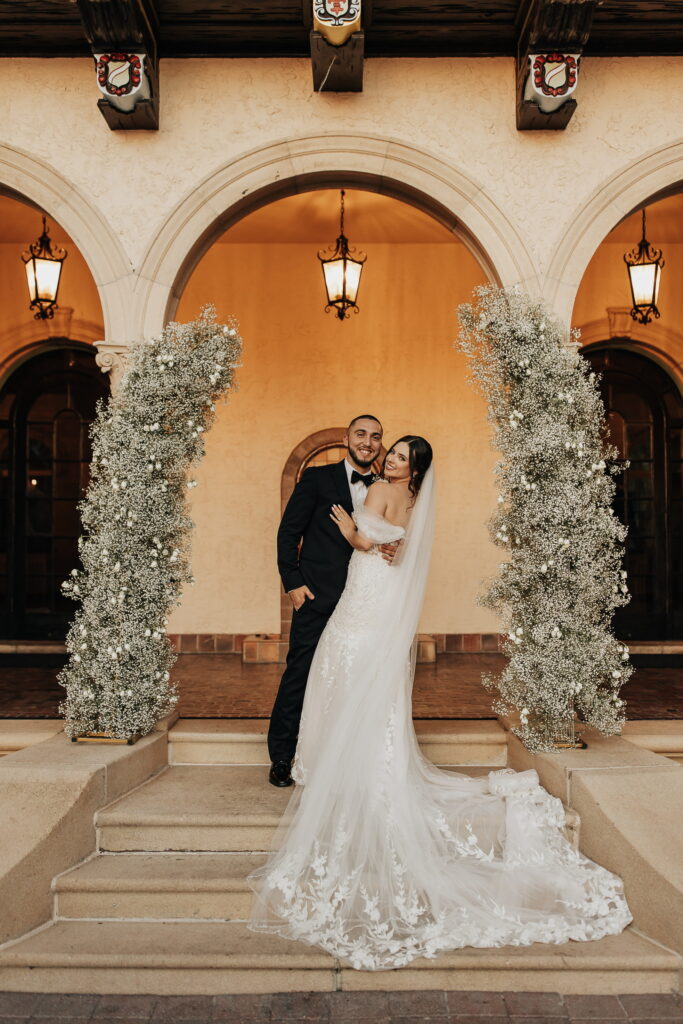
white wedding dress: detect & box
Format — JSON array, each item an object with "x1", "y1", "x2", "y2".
[{"x1": 248, "y1": 469, "x2": 632, "y2": 970}]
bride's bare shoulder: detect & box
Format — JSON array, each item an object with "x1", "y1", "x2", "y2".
[{"x1": 364, "y1": 480, "x2": 390, "y2": 513}]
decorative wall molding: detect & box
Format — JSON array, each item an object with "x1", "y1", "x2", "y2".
[
  {"x1": 0, "y1": 143, "x2": 134, "y2": 345},
  {"x1": 576, "y1": 318, "x2": 683, "y2": 398},
  {"x1": 94, "y1": 340, "x2": 129, "y2": 390},
  {"x1": 135, "y1": 132, "x2": 540, "y2": 339},
  {"x1": 0, "y1": 313, "x2": 101, "y2": 352},
  {"x1": 546, "y1": 140, "x2": 683, "y2": 327},
  {"x1": 0, "y1": 334, "x2": 102, "y2": 391}
]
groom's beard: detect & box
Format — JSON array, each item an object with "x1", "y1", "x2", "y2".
[{"x1": 348, "y1": 445, "x2": 377, "y2": 469}]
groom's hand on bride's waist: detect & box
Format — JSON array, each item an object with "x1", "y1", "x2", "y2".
[
  {"x1": 379, "y1": 541, "x2": 401, "y2": 564},
  {"x1": 288, "y1": 584, "x2": 315, "y2": 610}
]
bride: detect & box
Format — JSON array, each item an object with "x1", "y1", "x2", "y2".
[{"x1": 247, "y1": 436, "x2": 632, "y2": 970}]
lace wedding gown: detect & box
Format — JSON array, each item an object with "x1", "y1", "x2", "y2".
[{"x1": 248, "y1": 471, "x2": 632, "y2": 970}]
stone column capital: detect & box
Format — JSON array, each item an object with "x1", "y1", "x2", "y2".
[{"x1": 94, "y1": 341, "x2": 129, "y2": 391}]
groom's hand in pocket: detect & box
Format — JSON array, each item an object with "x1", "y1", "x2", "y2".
[
  {"x1": 288, "y1": 585, "x2": 315, "y2": 610},
  {"x1": 379, "y1": 541, "x2": 401, "y2": 564}
]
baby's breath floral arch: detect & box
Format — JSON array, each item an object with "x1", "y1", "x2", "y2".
[
  {"x1": 457, "y1": 286, "x2": 633, "y2": 752},
  {"x1": 59, "y1": 307, "x2": 241, "y2": 740}
]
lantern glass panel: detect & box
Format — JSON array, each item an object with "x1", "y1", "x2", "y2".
[
  {"x1": 24, "y1": 261, "x2": 38, "y2": 303},
  {"x1": 344, "y1": 259, "x2": 363, "y2": 303},
  {"x1": 629, "y1": 262, "x2": 658, "y2": 308},
  {"x1": 323, "y1": 258, "x2": 345, "y2": 303},
  {"x1": 33, "y1": 258, "x2": 62, "y2": 303}
]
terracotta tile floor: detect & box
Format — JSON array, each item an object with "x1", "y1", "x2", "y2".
[{"x1": 0, "y1": 653, "x2": 681, "y2": 720}]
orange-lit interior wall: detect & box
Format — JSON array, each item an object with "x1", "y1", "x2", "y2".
[{"x1": 172, "y1": 234, "x2": 501, "y2": 635}]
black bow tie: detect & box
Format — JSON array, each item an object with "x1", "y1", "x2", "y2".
[{"x1": 351, "y1": 471, "x2": 373, "y2": 486}]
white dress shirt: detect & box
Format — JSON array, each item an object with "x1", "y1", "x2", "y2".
[{"x1": 344, "y1": 459, "x2": 374, "y2": 514}]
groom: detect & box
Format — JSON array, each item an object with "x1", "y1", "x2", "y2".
[{"x1": 268, "y1": 415, "x2": 385, "y2": 786}]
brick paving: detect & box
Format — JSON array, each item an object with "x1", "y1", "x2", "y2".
[
  {"x1": 0, "y1": 990, "x2": 681, "y2": 1023},
  {"x1": 0, "y1": 653, "x2": 681, "y2": 721}
]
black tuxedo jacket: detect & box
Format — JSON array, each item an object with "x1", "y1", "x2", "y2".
[{"x1": 277, "y1": 460, "x2": 356, "y2": 616}]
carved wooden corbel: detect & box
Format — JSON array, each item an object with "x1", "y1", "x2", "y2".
[
  {"x1": 75, "y1": 0, "x2": 159, "y2": 130},
  {"x1": 516, "y1": 0, "x2": 597, "y2": 130},
  {"x1": 310, "y1": 0, "x2": 364, "y2": 92}
]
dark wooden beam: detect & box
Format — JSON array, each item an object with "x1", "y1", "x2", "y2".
[
  {"x1": 310, "y1": 30, "x2": 364, "y2": 92},
  {"x1": 516, "y1": 0, "x2": 597, "y2": 130},
  {"x1": 75, "y1": 0, "x2": 159, "y2": 129},
  {"x1": 302, "y1": 0, "x2": 312, "y2": 30}
]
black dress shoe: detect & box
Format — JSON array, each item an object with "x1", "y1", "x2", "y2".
[{"x1": 269, "y1": 759, "x2": 294, "y2": 787}]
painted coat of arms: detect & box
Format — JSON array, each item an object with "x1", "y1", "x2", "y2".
[
  {"x1": 95, "y1": 53, "x2": 144, "y2": 98},
  {"x1": 525, "y1": 52, "x2": 580, "y2": 113},
  {"x1": 530, "y1": 53, "x2": 579, "y2": 98},
  {"x1": 313, "y1": 0, "x2": 361, "y2": 45},
  {"x1": 314, "y1": 0, "x2": 360, "y2": 25}
]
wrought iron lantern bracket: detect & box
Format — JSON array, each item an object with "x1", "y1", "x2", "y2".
[
  {"x1": 21, "y1": 216, "x2": 68, "y2": 321},
  {"x1": 623, "y1": 208, "x2": 664, "y2": 326},
  {"x1": 317, "y1": 189, "x2": 366, "y2": 321}
]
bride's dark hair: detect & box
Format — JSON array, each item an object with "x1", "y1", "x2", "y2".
[{"x1": 383, "y1": 435, "x2": 433, "y2": 499}]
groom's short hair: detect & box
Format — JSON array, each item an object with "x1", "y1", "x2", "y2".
[{"x1": 348, "y1": 414, "x2": 382, "y2": 432}]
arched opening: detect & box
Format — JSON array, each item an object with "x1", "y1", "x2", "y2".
[
  {"x1": 574, "y1": 191, "x2": 683, "y2": 645},
  {"x1": 136, "y1": 134, "x2": 539, "y2": 341},
  {"x1": 0, "y1": 346, "x2": 108, "y2": 639},
  {"x1": 165, "y1": 185, "x2": 503, "y2": 657}
]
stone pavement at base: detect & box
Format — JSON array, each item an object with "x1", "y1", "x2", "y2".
[
  {"x1": 0, "y1": 991, "x2": 681, "y2": 1024},
  {"x1": 1, "y1": 653, "x2": 682, "y2": 720}
]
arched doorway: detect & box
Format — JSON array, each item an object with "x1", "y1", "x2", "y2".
[
  {"x1": 583, "y1": 347, "x2": 683, "y2": 640},
  {"x1": 0, "y1": 346, "x2": 108, "y2": 639},
  {"x1": 163, "y1": 181, "x2": 504, "y2": 649}
]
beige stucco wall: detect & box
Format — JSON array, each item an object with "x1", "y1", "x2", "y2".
[
  {"x1": 1, "y1": 56, "x2": 683, "y2": 291},
  {"x1": 2, "y1": 54, "x2": 683, "y2": 635}
]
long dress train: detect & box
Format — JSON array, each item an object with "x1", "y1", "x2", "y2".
[{"x1": 247, "y1": 471, "x2": 631, "y2": 970}]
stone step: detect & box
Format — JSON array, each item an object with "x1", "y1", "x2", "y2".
[
  {"x1": 622, "y1": 720, "x2": 683, "y2": 765},
  {"x1": 96, "y1": 765, "x2": 499, "y2": 853},
  {"x1": 0, "y1": 720, "x2": 63, "y2": 758},
  {"x1": 0, "y1": 920, "x2": 677, "y2": 995},
  {"x1": 168, "y1": 718, "x2": 507, "y2": 767},
  {"x1": 54, "y1": 853, "x2": 265, "y2": 921},
  {"x1": 97, "y1": 765, "x2": 289, "y2": 852}
]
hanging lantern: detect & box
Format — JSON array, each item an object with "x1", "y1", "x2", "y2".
[
  {"x1": 21, "y1": 216, "x2": 67, "y2": 320},
  {"x1": 623, "y1": 208, "x2": 664, "y2": 325},
  {"x1": 318, "y1": 189, "x2": 366, "y2": 320}
]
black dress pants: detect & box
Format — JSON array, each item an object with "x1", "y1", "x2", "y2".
[{"x1": 267, "y1": 599, "x2": 332, "y2": 764}]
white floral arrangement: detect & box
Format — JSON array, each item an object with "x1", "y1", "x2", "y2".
[
  {"x1": 59, "y1": 306, "x2": 242, "y2": 740},
  {"x1": 457, "y1": 285, "x2": 633, "y2": 752}
]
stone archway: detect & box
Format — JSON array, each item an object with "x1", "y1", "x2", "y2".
[
  {"x1": 0, "y1": 143, "x2": 133, "y2": 348},
  {"x1": 576, "y1": 321, "x2": 683, "y2": 401},
  {"x1": 545, "y1": 140, "x2": 683, "y2": 327},
  {"x1": 135, "y1": 132, "x2": 540, "y2": 340}
]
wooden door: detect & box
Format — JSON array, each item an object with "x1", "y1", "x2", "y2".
[
  {"x1": 0, "y1": 347, "x2": 108, "y2": 639},
  {"x1": 585, "y1": 348, "x2": 683, "y2": 640}
]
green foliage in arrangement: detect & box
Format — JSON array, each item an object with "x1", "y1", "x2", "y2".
[
  {"x1": 59, "y1": 306, "x2": 242, "y2": 740},
  {"x1": 457, "y1": 285, "x2": 633, "y2": 752}
]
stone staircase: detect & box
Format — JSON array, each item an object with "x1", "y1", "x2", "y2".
[{"x1": 0, "y1": 720, "x2": 680, "y2": 995}]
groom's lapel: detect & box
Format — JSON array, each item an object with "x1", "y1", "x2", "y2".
[{"x1": 333, "y1": 459, "x2": 354, "y2": 515}]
